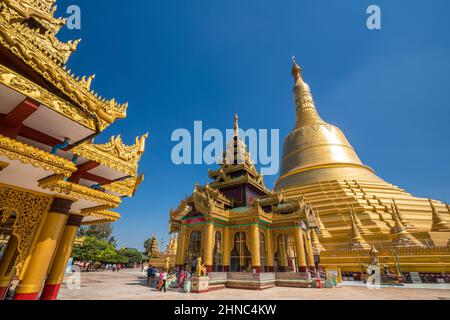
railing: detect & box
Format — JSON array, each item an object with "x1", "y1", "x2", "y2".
[
  {"x1": 208, "y1": 272, "x2": 228, "y2": 282},
  {"x1": 320, "y1": 246, "x2": 450, "y2": 257},
  {"x1": 275, "y1": 272, "x2": 311, "y2": 281}
]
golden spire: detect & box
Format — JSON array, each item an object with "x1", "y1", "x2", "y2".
[
  {"x1": 275, "y1": 60, "x2": 383, "y2": 190},
  {"x1": 429, "y1": 199, "x2": 450, "y2": 232},
  {"x1": 390, "y1": 206, "x2": 422, "y2": 247},
  {"x1": 310, "y1": 228, "x2": 325, "y2": 253},
  {"x1": 314, "y1": 209, "x2": 332, "y2": 238},
  {"x1": 350, "y1": 205, "x2": 365, "y2": 234},
  {"x1": 390, "y1": 204, "x2": 407, "y2": 235},
  {"x1": 291, "y1": 57, "x2": 324, "y2": 128},
  {"x1": 392, "y1": 199, "x2": 413, "y2": 229},
  {"x1": 350, "y1": 209, "x2": 369, "y2": 249},
  {"x1": 234, "y1": 113, "x2": 239, "y2": 137}
]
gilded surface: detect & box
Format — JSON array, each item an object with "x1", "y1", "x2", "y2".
[
  {"x1": 80, "y1": 207, "x2": 121, "y2": 224},
  {"x1": 0, "y1": 134, "x2": 77, "y2": 177},
  {"x1": 72, "y1": 134, "x2": 148, "y2": 176},
  {"x1": 275, "y1": 61, "x2": 450, "y2": 268},
  {"x1": 0, "y1": 184, "x2": 52, "y2": 274},
  {"x1": 0, "y1": 63, "x2": 96, "y2": 130},
  {"x1": 102, "y1": 174, "x2": 144, "y2": 197},
  {"x1": 38, "y1": 174, "x2": 121, "y2": 208},
  {"x1": 0, "y1": 1, "x2": 127, "y2": 129}
]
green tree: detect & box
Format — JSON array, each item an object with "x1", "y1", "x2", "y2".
[
  {"x1": 78, "y1": 223, "x2": 114, "y2": 242},
  {"x1": 97, "y1": 242, "x2": 121, "y2": 264},
  {"x1": 119, "y1": 248, "x2": 143, "y2": 265},
  {"x1": 72, "y1": 237, "x2": 129, "y2": 267},
  {"x1": 72, "y1": 236, "x2": 103, "y2": 262}
]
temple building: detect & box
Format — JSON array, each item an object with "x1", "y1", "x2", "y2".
[
  {"x1": 170, "y1": 115, "x2": 321, "y2": 289},
  {"x1": 275, "y1": 59, "x2": 450, "y2": 282},
  {"x1": 0, "y1": 0, "x2": 146, "y2": 300}
]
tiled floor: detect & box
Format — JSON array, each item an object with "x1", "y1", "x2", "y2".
[{"x1": 58, "y1": 270, "x2": 450, "y2": 300}]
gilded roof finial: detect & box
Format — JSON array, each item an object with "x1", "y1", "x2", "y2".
[
  {"x1": 291, "y1": 55, "x2": 303, "y2": 81},
  {"x1": 234, "y1": 113, "x2": 239, "y2": 137}
]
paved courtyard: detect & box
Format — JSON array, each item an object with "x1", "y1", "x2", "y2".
[{"x1": 58, "y1": 270, "x2": 450, "y2": 300}]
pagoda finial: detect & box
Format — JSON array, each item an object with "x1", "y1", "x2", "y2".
[
  {"x1": 234, "y1": 113, "x2": 239, "y2": 137},
  {"x1": 290, "y1": 57, "x2": 323, "y2": 128},
  {"x1": 291, "y1": 56, "x2": 303, "y2": 82}
]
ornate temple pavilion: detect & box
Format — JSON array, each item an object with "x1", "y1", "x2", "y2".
[
  {"x1": 0, "y1": 0, "x2": 146, "y2": 300},
  {"x1": 170, "y1": 115, "x2": 321, "y2": 289},
  {"x1": 275, "y1": 59, "x2": 450, "y2": 281}
]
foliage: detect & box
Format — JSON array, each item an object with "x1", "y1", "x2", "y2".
[
  {"x1": 119, "y1": 247, "x2": 143, "y2": 265},
  {"x1": 77, "y1": 223, "x2": 115, "y2": 244},
  {"x1": 72, "y1": 236, "x2": 129, "y2": 265}
]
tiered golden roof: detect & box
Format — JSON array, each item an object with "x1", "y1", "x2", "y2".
[
  {"x1": 208, "y1": 115, "x2": 267, "y2": 193},
  {"x1": 0, "y1": 0, "x2": 127, "y2": 130},
  {"x1": 170, "y1": 116, "x2": 318, "y2": 234}
]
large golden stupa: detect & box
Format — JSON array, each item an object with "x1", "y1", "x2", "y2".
[{"x1": 275, "y1": 59, "x2": 450, "y2": 258}]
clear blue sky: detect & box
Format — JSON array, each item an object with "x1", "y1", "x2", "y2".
[{"x1": 56, "y1": 0, "x2": 450, "y2": 250}]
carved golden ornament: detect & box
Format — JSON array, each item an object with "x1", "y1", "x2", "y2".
[
  {"x1": 0, "y1": 134, "x2": 77, "y2": 177},
  {"x1": 0, "y1": 5, "x2": 127, "y2": 129},
  {"x1": 0, "y1": 160, "x2": 9, "y2": 170},
  {"x1": 80, "y1": 207, "x2": 121, "y2": 223},
  {"x1": 38, "y1": 175, "x2": 122, "y2": 207},
  {"x1": 3, "y1": 0, "x2": 64, "y2": 32},
  {"x1": 0, "y1": 63, "x2": 96, "y2": 130},
  {"x1": 102, "y1": 174, "x2": 144, "y2": 197},
  {"x1": 3, "y1": 6, "x2": 78, "y2": 65},
  {"x1": 0, "y1": 184, "x2": 52, "y2": 275},
  {"x1": 72, "y1": 134, "x2": 148, "y2": 176}
]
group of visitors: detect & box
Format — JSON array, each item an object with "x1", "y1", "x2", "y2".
[{"x1": 145, "y1": 265, "x2": 193, "y2": 293}]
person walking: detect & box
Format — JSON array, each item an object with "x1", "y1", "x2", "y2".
[
  {"x1": 147, "y1": 265, "x2": 156, "y2": 286},
  {"x1": 159, "y1": 270, "x2": 168, "y2": 293},
  {"x1": 178, "y1": 270, "x2": 186, "y2": 289}
]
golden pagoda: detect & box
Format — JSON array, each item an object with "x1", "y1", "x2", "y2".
[
  {"x1": 276, "y1": 58, "x2": 450, "y2": 279},
  {"x1": 0, "y1": 0, "x2": 146, "y2": 300},
  {"x1": 147, "y1": 234, "x2": 178, "y2": 270}
]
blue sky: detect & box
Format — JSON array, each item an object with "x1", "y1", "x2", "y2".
[{"x1": 56, "y1": 0, "x2": 450, "y2": 250}]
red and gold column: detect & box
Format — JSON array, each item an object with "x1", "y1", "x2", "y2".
[
  {"x1": 265, "y1": 229, "x2": 274, "y2": 272},
  {"x1": 0, "y1": 236, "x2": 19, "y2": 300},
  {"x1": 40, "y1": 214, "x2": 83, "y2": 300},
  {"x1": 175, "y1": 230, "x2": 184, "y2": 269},
  {"x1": 13, "y1": 197, "x2": 72, "y2": 300},
  {"x1": 294, "y1": 227, "x2": 308, "y2": 272},
  {"x1": 250, "y1": 223, "x2": 261, "y2": 273},
  {"x1": 204, "y1": 222, "x2": 214, "y2": 273},
  {"x1": 222, "y1": 228, "x2": 230, "y2": 272},
  {"x1": 278, "y1": 236, "x2": 288, "y2": 272}
]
